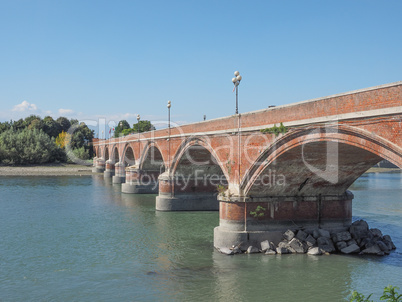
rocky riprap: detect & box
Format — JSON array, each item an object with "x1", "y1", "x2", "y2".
[{"x1": 221, "y1": 220, "x2": 396, "y2": 256}]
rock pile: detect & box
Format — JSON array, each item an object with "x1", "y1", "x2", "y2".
[{"x1": 226, "y1": 220, "x2": 396, "y2": 256}]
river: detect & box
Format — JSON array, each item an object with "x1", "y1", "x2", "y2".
[{"x1": 0, "y1": 172, "x2": 401, "y2": 301}]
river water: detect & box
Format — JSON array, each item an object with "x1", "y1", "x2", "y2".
[{"x1": 0, "y1": 172, "x2": 401, "y2": 301}]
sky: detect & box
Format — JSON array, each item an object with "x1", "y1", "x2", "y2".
[{"x1": 1, "y1": 0, "x2": 401, "y2": 136}]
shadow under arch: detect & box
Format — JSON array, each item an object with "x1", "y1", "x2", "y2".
[
  {"x1": 139, "y1": 141, "x2": 166, "y2": 173},
  {"x1": 121, "y1": 144, "x2": 136, "y2": 167},
  {"x1": 170, "y1": 136, "x2": 229, "y2": 181},
  {"x1": 241, "y1": 124, "x2": 401, "y2": 197},
  {"x1": 111, "y1": 145, "x2": 119, "y2": 163},
  {"x1": 104, "y1": 146, "x2": 110, "y2": 161}
]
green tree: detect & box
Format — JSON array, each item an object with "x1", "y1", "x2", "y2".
[
  {"x1": 24, "y1": 115, "x2": 42, "y2": 127},
  {"x1": 0, "y1": 121, "x2": 11, "y2": 134},
  {"x1": 43, "y1": 116, "x2": 61, "y2": 138},
  {"x1": 132, "y1": 120, "x2": 155, "y2": 133},
  {"x1": 13, "y1": 118, "x2": 26, "y2": 131},
  {"x1": 28, "y1": 118, "x2": 44, "y2": 131},
  {"x1": 114, "y1": 120, "x2": 130, "y2": 137},
  {"x1": 56, "y1": 116, "x2": 71, "y2": 132},
  {"x1": 67, "y1": 122, "x2": 94, "y2": 159}
]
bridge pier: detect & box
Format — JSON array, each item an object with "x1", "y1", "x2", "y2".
[
  {"x1": 121, "y1": 165, "x2": 158, "y2": 194},
  {"x1": 155, "y1": 172, "x2": 220, "y2": 211},
  {"x1": 103, "y1": 160, "x2": 115, "y2": 178},
  {"x1": 213, "y1": 191, "x2": 353, "y2": 251},
  {"x1": 92, "y1": 157, "x2": 105, "y2": 173},
  {"x1": 112, "y1": 162, "x2": 126, "y2": 184}
]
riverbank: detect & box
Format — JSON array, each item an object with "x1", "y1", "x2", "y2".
[
  {"x1": 0, "y1": 163, "x2": 96, "y2": 176},
  {"x1": 365, "y1": 167, "x2": 401, "y2": 173},
  {"x1": 0, "y1": 164, "x2": 399, "y2": 176}
]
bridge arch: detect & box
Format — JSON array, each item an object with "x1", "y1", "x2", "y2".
[
  {"x1": 140, "y1": 141, "x2": 165, "y2": 172},
  {"x1": 170, "y1": 137, "x2": 229, "y2": 195},
  {"x1": 121, "y1": 144, "x2": 136, "y2": 166},
  {"x1": 109, "y1": 145, "x2": 119, "y2": 163},
  {"x1": 242, "y1": 124, "x2": 401, "y2": 197},
  {"x1": 104, "y1": 146, "x2": 110, "y2": 161},
  {"x1": 171, "y1": 137, "x2": 229, "y2": 179}
]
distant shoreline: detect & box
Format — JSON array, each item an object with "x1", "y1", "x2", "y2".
[
  {"x1": 0, "y1": 163, "x2": 96, "y2": 176},
  {"x1": 0, "y1": 163, "x2": 400, "y2": 177}
]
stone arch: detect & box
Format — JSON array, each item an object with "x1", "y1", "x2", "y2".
[
  {"x1": 112, "y1": 145, "x2": 120, "y2": 163},
  {"x1": 242, "y1": 124, "x2": 401, "y2": 197},
  {"x1": 170, "y1": 137, "x2": 228, "y2": 195},
  {"x1": 104, "y1": 146, "x2": 110, "y2": 161},
  {"x1": 121, "y1": 144, "x2": 136, "y2": 167},
  {"x1": 171, "y1": 137, "x2": 229, "y2": 180},
  {"x1": 140, "y1": 141, "x2": 165, "y2": 172}
]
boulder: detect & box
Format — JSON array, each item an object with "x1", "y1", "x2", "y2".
[
  {"x1": 341, "y1": 244, "x2": 360, "y2": 254},
  {"x1": 305, "y1": 235, "x2": 317, "y2": 248},
  {"x1": 307, "y1": 247, "x2": 322, "y2": 255},
  {"x1": 376, "y1": 241, "x2": 390, "y2": 254},
  {"x1": 247, "y1": 246, "x2": 260, "y2": 254},
  {"x1": 361, "y1": 244, "x2": 382, "y2": 255},
  {"x1": 283, "y1": 229, "x2": 295, "y2": 241},
  {"x1": 335, "y1": 231, "x2": 352, "y2": 242},
  {"x1": 349, "y1": 220, "x2": 369, "y2": 239},
  {"x1": 318, "y1": 229, "x2": 331, "y2": 238},
  {"x1": 347, "y1": 239, "x2": 358, "y2": 246},
  {"x1": 296, "y1": 230, "x2": 308, "y2": 241},
  {"x1": 317, "y1": 237, "x2": 336, "y2": 253},
  {"x1": 232, "y1": 246, "x2": 242, "y2": 254},
  {"x1": 265, "y1": 249, "x2": 277, "y2": 255},
  {"x1": 288, "y1": 238, "x2": 307, "y2": 253},
  {"x1": 383, "y1": 235, "x2": 396, "y2": 249},
  {"x1": 276, "y1": 247, "x2": 290, "y2": 254},
  {"x1": 278, "y1": 241, "x2": 290, "y2": 249},
  {"x1": 336, "y1": 241, "x2": 348, "y2": 251},
  {"x1": 219, "y1": 247, "x2": 234, "y2": 255},
  {"x1": 370, "y1": 228, "x2": 383, "y2": 238},
  {"x1": 260, "y1": 240, "x2": 275, "y2": 252}
]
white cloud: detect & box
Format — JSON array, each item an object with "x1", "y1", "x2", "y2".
[
  {"x1": 58, "y1": 108, "x2": 75, "y2": 116},
  {"x1": 12, "y1": 101, "x2": 38, "y2": 112}
]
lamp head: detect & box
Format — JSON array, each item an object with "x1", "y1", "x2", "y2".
[{"x1": 167, "y1": 100, "x2": 171, "y2": 108}]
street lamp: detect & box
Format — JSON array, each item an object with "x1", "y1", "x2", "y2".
[
  {"x1": 232, "y1": 71, "x2": 242, "y2": 114},
  {"x1": 167, "y1": 100, "x2": 171, "y2": 171},
  {"x1": 137, "y1": 114, "x2": 140, "y2": 165}
]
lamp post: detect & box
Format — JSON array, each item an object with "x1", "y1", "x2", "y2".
[
  {"x1": 137, "y1": 114, "x2": 140, "y2": 165},
  {"x1": 232, "y1": 71, "x2": 242, "y2": 114},
  {"x1": 167, "y1": 101, "x2": 171, "y2": 171},
  {"x1": 167, "y1": 100, "x2": 172, "y2": 197}
]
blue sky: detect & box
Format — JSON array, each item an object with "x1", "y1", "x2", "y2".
[{"x1": 1, "y1": 0, "x2": 401, "y2": 133}]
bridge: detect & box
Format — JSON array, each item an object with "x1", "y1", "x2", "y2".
[{"x1": 92, "y1": 81, "x2": 402, "y2": 251}]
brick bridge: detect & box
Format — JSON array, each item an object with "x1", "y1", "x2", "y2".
[{"x1": 92, "y1": 82, "x2": 402, "y2": 250}]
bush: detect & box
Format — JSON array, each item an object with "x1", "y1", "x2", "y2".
[
  {"x1": 350, "y1": 285, "x2": 401, "y2": 302},
  {"x1": 0, "y1": 128, "x2": 61, "y2": 165}
]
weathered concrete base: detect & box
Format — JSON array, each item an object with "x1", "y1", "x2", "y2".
[
  {"x1": 214, "y1": 227, "x2": 283, "y2": 251},
  {"x1": 156, "y1": 193, "x2": 219, "y2": 211},
  {"x1": 92, "y1": 167, "x2": 105, "y2": 173},
  {"x1": 112, "y1": 175, "x2": 125, "y2": 184},
  {"x1": 104, "y1": 170, "x2": 115, "y2": 178},
  {"x1": 121, "y1": 181, "x2": 158, "y2": 194},
  {"x1": 214, "y1": 191, "x2": 353, "y2": 251}
]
